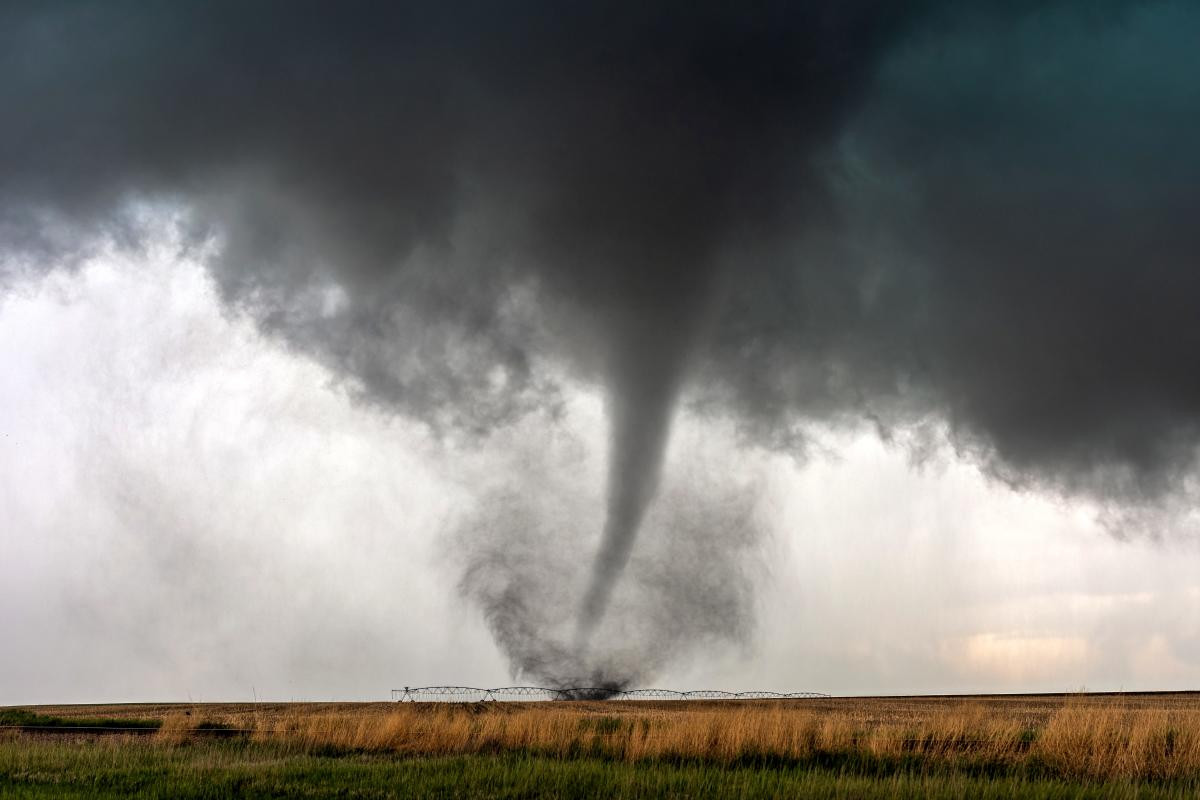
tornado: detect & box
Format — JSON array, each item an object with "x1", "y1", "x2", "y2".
[{"x1": 578, "y1": 312, "x2": 702, "y2": 638}]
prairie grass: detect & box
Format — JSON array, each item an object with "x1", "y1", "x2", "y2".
[
  {"x1": 18, "y1": 693, "x2": 1197, "y2": 781},
  {"x1": 7, "y1": 740, "x2": 1199, "y2": 799},
  {"x1": 261, "y1": 697, "x2": 1200, "y2": 780}
]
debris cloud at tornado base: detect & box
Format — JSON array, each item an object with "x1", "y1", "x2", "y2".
[
  {"x1": 2, "y1": 1, "x2": 1200, "y2": 683},
  {"x1": 452, "y1": 418, "x2": 768, "y2": 690}
]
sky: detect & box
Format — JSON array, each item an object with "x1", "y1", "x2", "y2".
[
  {"x1": 2, "y1": 1, "x2": 1199, "y2": 702},
  {"x1": 2, "y1": 239, "x2": 1197, "y2": 703}
]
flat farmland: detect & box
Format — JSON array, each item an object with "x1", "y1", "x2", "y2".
[{"x1": 5, "y1": 693, "x2": 1200, "y2": 798}]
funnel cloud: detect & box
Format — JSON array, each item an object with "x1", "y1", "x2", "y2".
[{"x1": 2, "y1": 1, "x2": 1199, "y2": 684}]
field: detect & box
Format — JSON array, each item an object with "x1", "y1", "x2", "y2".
[{"x1": 5, "y1": 693, "x2": 1200, "y2": 798}]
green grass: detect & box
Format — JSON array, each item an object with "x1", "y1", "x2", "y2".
[
  {"x1": 0, "y1": 710, "x2": 160, "y2": 731},
  {"x1": 3, "y1": 738, "x2": 1200, "y2": 799}
]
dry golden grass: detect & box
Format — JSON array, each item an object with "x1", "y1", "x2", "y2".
[
  {"x1": 152, "y1": 711, "x2": 196, "y2": 745},
  {"x1": 24, "y1": 693, "x2": 1200, "y2": 781}
]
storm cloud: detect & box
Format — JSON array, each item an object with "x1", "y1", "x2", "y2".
[{"x1": 3, "y1": 1, "x2": 1198, "y2": 684}]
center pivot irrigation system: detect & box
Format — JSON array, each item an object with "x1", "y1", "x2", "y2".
[{"x1": 393, "y1": 686, "x2": 830, "y2": 702}]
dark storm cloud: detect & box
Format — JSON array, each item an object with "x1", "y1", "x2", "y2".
[
  {"x1": 3, "y1": 0, "x2": 1199, "y2": 681},
  {"x1": 701, "y1": 1, "x2": 1200, "y2": 504},
  {"x1": 0, "y1": 1, "x2": 911, "y2": 426}
]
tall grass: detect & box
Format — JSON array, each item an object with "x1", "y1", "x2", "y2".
[
  {"x1": 7, "y1": 739, "x2": 1196, "y2": 800},
  {"x1": 119, "y1": 697, "x2": 1200, "y2": 780}
]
